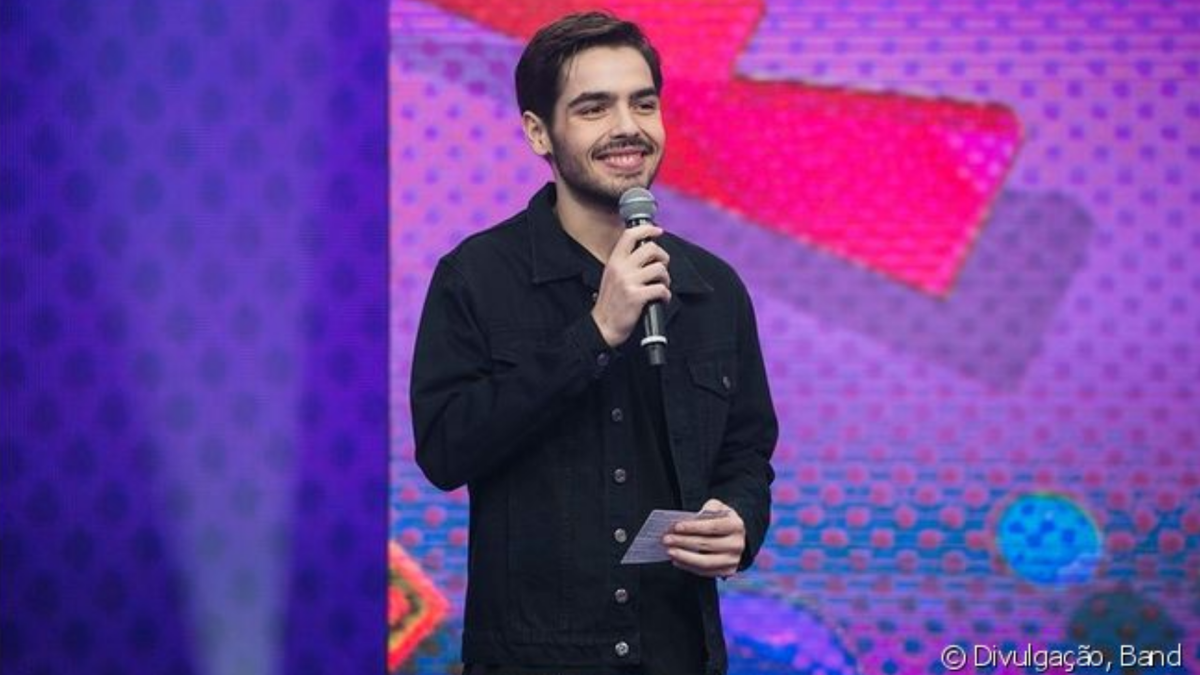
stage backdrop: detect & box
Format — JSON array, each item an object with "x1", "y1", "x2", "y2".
[
  {"x1": 3, "y1": 1, "x2": 387, "y2": 673},
  {"x1": 389, "y1": 1, "x2": 1199, "y2": 674}
]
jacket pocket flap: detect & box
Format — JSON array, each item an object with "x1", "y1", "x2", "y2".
[
  {"x1": 489, "y1": 328, "x2": 551, "y2": 364},
  {"x1": 688, "y1": 356, "x2": 737, "y2": 398}
]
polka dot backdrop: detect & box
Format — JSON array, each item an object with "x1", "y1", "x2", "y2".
[
  {"x1": 2, "y1": 1, "x2": 387, "y2": 674},
  {"x1": 389, "y1": 1, "x2": 1200, "y2": 673}
]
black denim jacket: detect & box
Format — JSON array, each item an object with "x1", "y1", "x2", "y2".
[{"x1": 411, "y1": 184, "x2": 777, "y2": 674}]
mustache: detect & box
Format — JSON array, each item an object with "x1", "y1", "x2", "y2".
[{"x1": 594, "y1": 139, "x2": 654, "y2": 157}]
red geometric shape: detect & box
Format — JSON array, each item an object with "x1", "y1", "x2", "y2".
[
  {"x1": 422, "y1": 0, "x2": 1022, "y2": 295},
  {"x1": 388, "y1": 540, "x2": 450, "y2": 671}
]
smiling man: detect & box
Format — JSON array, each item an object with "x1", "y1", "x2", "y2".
[{"x1": 411, "y1": 12, "x2": 777, "y2": 675}]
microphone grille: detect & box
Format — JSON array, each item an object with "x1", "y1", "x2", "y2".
[{"x1": 619, "y1": 187, "x2": 657, "y2": 223}]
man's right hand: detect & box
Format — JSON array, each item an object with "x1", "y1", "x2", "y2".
[{"x1": 591, "y1": 224, "x2": 671, "y2": 347}]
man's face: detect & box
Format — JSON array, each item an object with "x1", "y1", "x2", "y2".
[{"x1": 540, "y1": 45, "x2": 665, "y2": 209}]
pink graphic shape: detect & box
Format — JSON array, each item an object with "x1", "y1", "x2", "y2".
[{"x1": 419, "y1": 0, "x2": 1022, "y2": 295}]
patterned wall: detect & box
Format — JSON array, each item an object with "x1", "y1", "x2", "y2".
[
  {"x1": 2, "y1": 1, "x2": 387, "y2": 674},
  {"x1": 389, "y1": 1, "x2": 1200, "y2": 673}
]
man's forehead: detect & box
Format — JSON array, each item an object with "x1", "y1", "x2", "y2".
[{"x1": 557, "y1": 45, "x2": 656, "y2": 101}]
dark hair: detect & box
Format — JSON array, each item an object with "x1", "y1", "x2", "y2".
[{"x1": 515, "y1": 12, "x2": 663, "y2": 126}]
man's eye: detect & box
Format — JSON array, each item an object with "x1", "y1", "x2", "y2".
[
  {"x1": 636, "y1": 100, "x2": 659, "y2": 112},
  {"x1": 578, "y1": 105, "x2": 605, "y2": 116}
]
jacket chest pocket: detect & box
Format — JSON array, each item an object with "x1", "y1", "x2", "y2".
[{"x1": 488, "y1": 328, "x2": 547, "y2": 368}]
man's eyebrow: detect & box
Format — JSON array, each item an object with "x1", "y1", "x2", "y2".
[
  {"x1": 566, "y1": 91, "x2": 614, "y2": 109},
  {"x1": 566, "y1": 88, "x2": 660, "y2": 109}
]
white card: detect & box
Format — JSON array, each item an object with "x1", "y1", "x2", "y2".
[{"x1": 619, "y1": 508, "x2": 730, "y2": 564}]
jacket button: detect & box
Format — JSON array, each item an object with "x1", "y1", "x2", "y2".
[
  {"x1": 610, "y1": 407, "x2": 623, "y2": 423},
  {"x1": 614, "y1": 641, "x2": 630, "y2": 657},
  {"x1": 596, "y1": 352, "x2": 610, "y2": 368},
  {"x1": 613, "y1": 528, "x2": 627, "y2": 544},
  {"x1": 721, "y1": 374, "x2": 732, "y2": 390},
  {"x1": 612, "y1": 467, "x2": 627, "y2": 484},
  {"x1": 614, "y1": 588, "x2": 629, "y2": 604},
  {"x1": 591, "y1": 291, "x2": 599, "y2": 304}
]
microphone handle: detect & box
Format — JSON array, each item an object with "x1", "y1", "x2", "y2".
[
  {"x1": 642, "y1": 302, "x2": 667, "y2": 366},
  {"x1": 628, "y1": 216, "x2": 668, "y2": 366}
]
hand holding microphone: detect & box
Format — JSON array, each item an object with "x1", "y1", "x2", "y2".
[{"x1": 589, "y1": 188, "x2": 670, "y2": 365}]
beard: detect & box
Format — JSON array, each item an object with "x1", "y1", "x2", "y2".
[{"x1": 547, "y1": 131, "x2": 662, "y2": 211}]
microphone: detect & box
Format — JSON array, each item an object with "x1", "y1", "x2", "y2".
[{"x1": 619, "y1": 187, "x2": 667, "y2": 367}]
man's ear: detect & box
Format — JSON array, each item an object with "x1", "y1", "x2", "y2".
[{"x1": 521, "y1": 111, "x2": 552, "y2": 158}]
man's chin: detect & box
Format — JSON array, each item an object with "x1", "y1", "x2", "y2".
[
  {"x1": 604, "y1": 179, "x2": 656, "y2": 204},
  {"x1": 610, "y1": 179, "x2": 648, "y2": 194},
  {"x1": 606, "y1": 169, "x2": 658, "y2": 194},
  {"x1": 554, "y1": 165, "x2": 659, "y2": 210}
]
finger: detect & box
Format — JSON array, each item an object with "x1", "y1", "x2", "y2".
[
  {"x1": 667, "y1": 547, "x2": 739, "y2": 576},
  {"x1": 635, "y1": 263, "x2": 671, "y2": 288},
  {"x1": 668, "y1": 546, "x2": 737, "y2": 568},
  {"x1": 637, "y1": 284, "x2": 671, "y2": 305},
  {"x1": 669, "y1": 557, "x2": 715, "y2": 577},
  {"x1": 672, "y1": 516, "x2": 742, "y2": 536},
  {"x1": 700, "y1": 499, "x2": 733, "y2": 517},
  {"x1": 629, "y1": 241, "x2": 669, "y2": 266},
  {"x1": 663, "y1": 534, "x2": 740, "y2": 555},
  {"x1": 617, "y1": 225, "x2": 662, "y2": 256}
]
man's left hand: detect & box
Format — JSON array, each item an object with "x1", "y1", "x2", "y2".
[{"x1": 662, "y1": 498, "x2": 744, "y2": 578}]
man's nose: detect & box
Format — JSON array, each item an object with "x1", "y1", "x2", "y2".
[{"x1": 611, "y1": 103, "x2": 640, "y2": 137}]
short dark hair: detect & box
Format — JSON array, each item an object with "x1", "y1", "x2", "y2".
[{"x1": 515, "y1": 12, "x2": 663, "y2": 126}]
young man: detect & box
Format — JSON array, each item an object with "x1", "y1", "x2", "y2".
[{"x1": 411, "y1": 12, "x2": 777, "y2": 675}]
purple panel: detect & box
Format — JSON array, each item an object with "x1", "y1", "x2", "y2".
[{"x1": 2, "y1": 1, "x2": 387, "y2": 673}]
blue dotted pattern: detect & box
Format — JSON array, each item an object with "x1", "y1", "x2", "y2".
[
  {"x1": 1, "y1": 1, "x2": 387, "y2": 673},
  {"x1": 997, "y1": 493, "x2": 1102, "y2": 584}
]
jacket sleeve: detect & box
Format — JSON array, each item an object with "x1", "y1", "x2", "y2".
[
  {"x1": 707, "y1": 280, "x2": 778, "y2": 571},
  {"x1": 410, "y1": 257, "x2": 614, "y2": 491}
]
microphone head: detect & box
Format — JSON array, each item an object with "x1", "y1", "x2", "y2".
[{"x1": 619, "y1": 187, "x2": 657, "y2": 224}]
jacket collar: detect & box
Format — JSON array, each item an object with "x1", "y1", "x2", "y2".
[{"x1": 527, "y1": 183, "x2": 713, "y2": 297}]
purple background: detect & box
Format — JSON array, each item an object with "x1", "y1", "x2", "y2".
[{"x1": 2, "y1": 1, "x2": 387, "y2": 673}]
